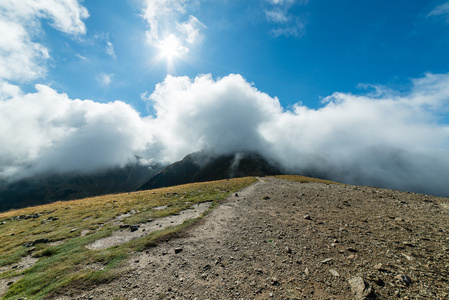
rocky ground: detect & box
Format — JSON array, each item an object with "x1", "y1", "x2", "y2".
[{"x1": 52, "y1": 177, "x2": 449, "y2": 299}]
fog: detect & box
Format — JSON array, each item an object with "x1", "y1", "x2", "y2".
[{"x1": 1, "y1": 73, "x2": 449, "y2": 196}]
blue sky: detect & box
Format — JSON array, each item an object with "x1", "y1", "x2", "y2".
[
  {"x1": 2, "y1": 0, "x2": 449, "y2": 196},
  {"x1": 15, "y1": 0, "x2": 449, "y2": 113}
]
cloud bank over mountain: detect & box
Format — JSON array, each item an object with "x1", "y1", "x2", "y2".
[{"x1": 2, "y1": 73, "x2": 449, "y2": 196}]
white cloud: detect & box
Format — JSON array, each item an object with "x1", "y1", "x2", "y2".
[
  {"x1": 265, "y1": 9, "x2": 289, "y2": 23},
  {"x1": 0, "y1": 84, "x2": 153, "y2": 179},
  {"x1": 106, "y1": 41, "x2": 116, "y2": 59},
  {"x1": 148, "y1": 74, "x2": 282, "y2": 160},
  {"x1": 428, "y1": 2, "x2": 449, "y2": 22},
  {"x1": 98, "y1": 73, "x2": 114, "y2": 85},
  {"x1": 0, "y1": 0, "x2": 88, "y2": 82},
  {"x1": 270, "y1": 20, "x2": 305, "y2": 37},
  {"x1": 141, "y1": 0, "x2": 204, "y2": 54},
  {"x1": 267, "y1": 0, "x2": 297, "y2": 5},
  {"x1": 146, "y1": 73, "x2": 449, "y2": 196},
  {"x1": 177, "y1": 15, "x2": 206, "y2": 44},
  {"x1": 76, "y1": 53, "x2": 87, "y2": 61},
  {"x1": 264, "y1": 0, "x2": 308, "y2": 37},
  {"x1": 2, "y1": 73, "x2": 449, "y2": 196}
]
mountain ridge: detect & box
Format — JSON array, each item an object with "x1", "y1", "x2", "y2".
[{"x1": 138, "y1": 151, "x2": 283, "y2": 190}]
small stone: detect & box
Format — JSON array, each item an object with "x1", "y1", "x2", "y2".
[
  {"x1": 395, "y1": 274, "x2": 412, "y2": 286},
  {"x1": 285, "y1": 246, "x2": 292, "y2": 254},
  {"x1": 329, "y1": 269, "x2": 340, "y2": 277},
  {"x1": 304, "y1": 267, "x2": 309, "y2": 276},
  {"x1": 401, "y1": 253, "x2": 413, "y2": 261},
  {"x1": 374, "y1": 263, "x2": 386, "y2": 271},
  {"x1": 303, "y1": 214, "x2": 312, "y2": 220},
  {"x1": 320, "y1": 258, "x2": 333, "y2": 264},
  {"x1": 235, "y1": 193, "x2": 239, "y2": 197},
  {"x1": 120, "y1": 224, "x2": 130, "y2": 228},
  {"x1": 174, "y1": 247, "x2": 183, "y2": 254},
  {"x1": 348, "y1": 276, "x2": 375, "y2": 300},
  {"x1": 23, "y1": 241, "x2": 34, "y2": 247},
  {"x1": 263, "y1": 196, "x2": 270, "y2": 200},
  {"x1": 130, "y1": 225, "x2": 139, "y2": 232}
]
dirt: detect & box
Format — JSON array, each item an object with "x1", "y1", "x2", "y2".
[
  {"x1": 52, "y1": 177, "x2": 449, "y2": 299},
  {"x1": 0, "y1": 256, "x2": 39, "y2": 297},
  {"x1": 86, "y1": 202, "x2": 211, "y2": 250}
]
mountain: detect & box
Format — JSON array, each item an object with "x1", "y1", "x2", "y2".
[
  {"x1": 138, "y1": 151, "x2": 282, "y2": 190},
  {"x1": 0, "y1": 163, "x2": 162, "y2": 212},
  {"x1": 0, "y1": 151, "x2": 282, "y2": 212}
]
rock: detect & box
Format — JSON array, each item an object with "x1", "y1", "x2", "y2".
[
  {"x1": 329, "y1": 269, "x2": 340, "y2": 277},
  {"x1": 270, "y1": 277, "x2": 279, "y2": 285},
  {"x1": 348, "y1": 276, "x2": 375, "y2": 300},
  {"x1": 374, "y1": 263, "x2": 388, "y2": 272},
  {"x1": 263, "y1": 196, "x2": 270, "y2": 200},
  {"x1": 120, "y1": 224, "x2": 130, "y2": 228},
  {"x1": 235, "y1": 193, "x2": 239, "y2": 197},
  {"x1": 285, "y1": 246, "x2": 292, "y2": 254},
  {"x1": 347, "y1": 247, "x2": 358, "y2": 253},
  {"x1": 23, "y1": 241, "x2": 34, "y2": 247},
  {"x1": 24, "y1": 238, "x2": 49, "y2": 247},
  {"x1": 174, "y1": 247, "x2": 184, "y2": 254},
  {"x1": 303, "y1": 214, "x2": 312, "y2": 220},
  {"x1": 401, "y1": 253, "x2": 413, "y2": 261},
  {"x1": 130, "y1": 225, "x2": 139, "y2": 232},
  {"x1": 320, "y1": 258, "x2": 333, "y2": 264},
  {"x1": 395, "y1": 274, "x2": 412, "y2": 286}
]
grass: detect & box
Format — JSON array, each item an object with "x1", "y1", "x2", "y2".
[
  {"x1": 272, "y1": 174, "x2": 341, "y2": 185},
  {"x1": 0, "y1": 177, "x2": 257, "y2": 299}
]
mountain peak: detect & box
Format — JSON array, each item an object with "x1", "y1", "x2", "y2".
[{"x1": 138, "y1": 151, "x2": 282, "y2": 190}]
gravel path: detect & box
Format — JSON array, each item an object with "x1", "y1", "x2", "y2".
[{"x1": 54, "y1": 177, "x2": 449, "y2": 299}]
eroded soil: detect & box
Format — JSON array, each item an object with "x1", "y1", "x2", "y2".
[{"x1": 53, "y1": 177, "x2": 449, "y2": 299}]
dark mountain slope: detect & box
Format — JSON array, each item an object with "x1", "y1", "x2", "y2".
[
  {"x1": 0, "y1": 163, "x2": 162, "y2": 212},
  {"x1": 138, "y1": 151, "x2": 282, "y2": 190}
]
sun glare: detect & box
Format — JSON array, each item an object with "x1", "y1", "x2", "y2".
[{"x1": 158, "y1": 35, "x2": 186, "y2": 61}]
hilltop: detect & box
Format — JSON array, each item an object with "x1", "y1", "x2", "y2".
[{"x1": 1, "y1": 176, "x2": 448, "y2": 299}]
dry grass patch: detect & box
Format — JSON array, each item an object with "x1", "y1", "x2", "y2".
[{"x1": 272, "y1": 174, "x2": 341, "y2": 185}]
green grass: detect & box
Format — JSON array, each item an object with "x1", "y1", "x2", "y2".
[{"x1": 0, "y1": 177, "x2": 257, "y2": 299}]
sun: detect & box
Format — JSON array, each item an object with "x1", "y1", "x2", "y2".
[{"x1": 157, "y1": 35, "x2": 186, "y2": 61}]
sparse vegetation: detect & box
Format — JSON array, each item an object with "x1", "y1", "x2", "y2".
[
  {"x1": 272, "y1": 174, "x2": 341, "y2": 185},
  {"x1": 0, "y1": 177, "x2": 256, "y2": 299}
]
